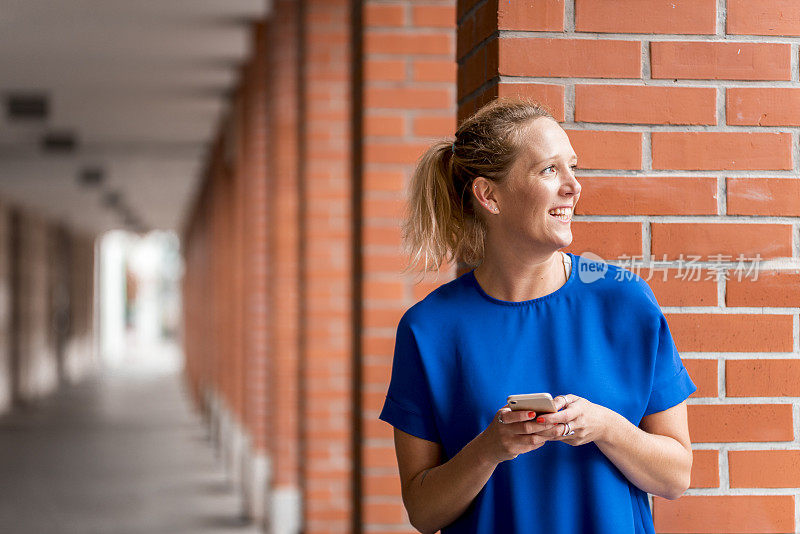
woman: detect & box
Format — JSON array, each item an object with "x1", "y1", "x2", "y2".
[{"x1": 378, "y1": 98, "x2": 696, "y2": 534}]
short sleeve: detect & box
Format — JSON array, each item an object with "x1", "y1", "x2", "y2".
[
  {"x1": 378, "y1": 315, "x2": 441, "y2": 443},
  {"x1": 643, "y1": 312, "x2": 697, "y2": 417}
]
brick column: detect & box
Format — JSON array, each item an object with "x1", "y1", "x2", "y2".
[
  {"x1": 360, "y1": 1, "x2": 456, "y2": 532},
  {"x1": 267, "y1": 0, "x2": 302, "y2": 530},
  {"x1": 301, "y1": 0, "x2": 354, "y2": 532},
  {"x1": 241, "y1": 21, "x2": 272, "y2": 525},
  {"x1": 457, "y1": 1, "x2": 800, "y2": 531}
]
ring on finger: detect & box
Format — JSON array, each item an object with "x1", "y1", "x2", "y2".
[{"x1": 498, "y1": 413, "x2": 505, "y2": 424}]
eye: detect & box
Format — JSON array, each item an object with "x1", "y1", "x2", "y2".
[{"x1": 542, "y1": 165, "x2": 556, "y2": 174}]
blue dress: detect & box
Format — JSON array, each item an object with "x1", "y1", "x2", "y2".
[{"x1": 378, "y1": 252, "x2": 696, "y2": 534}]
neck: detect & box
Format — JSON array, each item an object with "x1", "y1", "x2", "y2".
[{"x1": 473, "y1": 249, "x2": 567, "y2": 302}]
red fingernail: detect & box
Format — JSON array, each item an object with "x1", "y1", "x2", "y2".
[
  {"x1": 537, "y1": 417, "x2": 545, "y2": 423},
  {"x1": 528, "y1": 411, "x2": 536, "y2": 418}
]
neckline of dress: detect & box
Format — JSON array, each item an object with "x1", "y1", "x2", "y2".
[{"x1": 467, "y1": 252, "x2": 577, "y2": 307}]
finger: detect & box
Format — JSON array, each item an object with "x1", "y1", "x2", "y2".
[
  {"x1": 526, "y1": 423, "x2": 563, "y2": 438},
  {"x1": 536, "y1": 405, "x2": 579, "y2": 425},
  {"x1": 502, "y1": 409, "x2": 538, "y2": 424},
  {"x1": 513, "y1": 420, "x2": 556, "y2": 435},
  {"x1": 554, "y1": 395, "x2": 570, "y2": 411}
]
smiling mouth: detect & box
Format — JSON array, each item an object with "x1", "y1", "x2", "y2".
[{"x1": 548, "y1": 207, "x2": 572, "y2": 222}]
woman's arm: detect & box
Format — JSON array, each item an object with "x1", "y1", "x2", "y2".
[
  {"x1": 536, "y1": 396, "x2": 692, "y2": 500},
  {"x1": 393, "y1": 407, "x2": 551, "y2": 534},
  {"x1": 594, "y1": 401, "x2": 692, "y2": 500}
]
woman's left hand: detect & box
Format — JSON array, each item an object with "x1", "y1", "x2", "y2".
[{"x1": 533, "y1": 394, "x2": 613, "y2": 446}]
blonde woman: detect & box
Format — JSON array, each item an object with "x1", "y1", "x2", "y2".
[{"x1": 378, "y1": 98, "x2": 696, "y2": 534}]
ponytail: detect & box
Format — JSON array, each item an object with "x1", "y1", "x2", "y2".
[{"x1": 401, "y1": 141, "x2": 461, "y2": 276}]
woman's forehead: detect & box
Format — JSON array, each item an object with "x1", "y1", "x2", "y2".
[{"x1": 518, "y1": 118, "x2": 576, "y2": 162}]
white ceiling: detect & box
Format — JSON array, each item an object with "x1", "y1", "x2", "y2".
[{"x1": 0, "y1": 0, "x2": 268, "y2": 234}]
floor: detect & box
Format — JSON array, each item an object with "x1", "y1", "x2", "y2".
[{"x1": 0, "y1": 350, "x2": 262, "y2": 534}]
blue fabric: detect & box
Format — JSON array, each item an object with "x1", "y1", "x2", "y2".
[{"x1": 378, "y1": 252, "x2": 697, "y2": 534}]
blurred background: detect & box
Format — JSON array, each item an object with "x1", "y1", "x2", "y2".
[{"x1": 1, "y1": 0, "x2": 800, "y2": 533}]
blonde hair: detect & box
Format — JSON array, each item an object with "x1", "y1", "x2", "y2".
[{"x1": 401, "y1": 97, "x2": 555, "y2": 274}]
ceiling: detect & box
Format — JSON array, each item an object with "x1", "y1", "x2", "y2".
[{"x1": 0, "y1": 0, "x2": 269, "y2": 235}]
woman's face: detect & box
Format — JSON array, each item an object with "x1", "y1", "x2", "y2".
[{"x1": 494, "y1": 117, "x2": 581, "y2": 253}]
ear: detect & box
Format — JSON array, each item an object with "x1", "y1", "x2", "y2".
[{"x1": 471, "y1": 177, "x2": 497, "y2": 206}]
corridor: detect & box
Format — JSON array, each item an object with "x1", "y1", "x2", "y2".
[{"x1": 0, "y1": 352, "x2": 260, "y2": 534}]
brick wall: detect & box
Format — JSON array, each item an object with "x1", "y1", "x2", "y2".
[
  {"x1": 181, "y1": 0, "x2": 800, "y2": 532},
  {"x1": 457, "y1": 0, "x2": 800, "y2": 531}
]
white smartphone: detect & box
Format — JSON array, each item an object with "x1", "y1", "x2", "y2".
[{"x1": 507, "y1": 392, "x2": 558, "y2": 414}]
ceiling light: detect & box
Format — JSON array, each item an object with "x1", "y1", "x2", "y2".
[{"x1": 6, "y1": 93, "x2": 48, "y2": 121}]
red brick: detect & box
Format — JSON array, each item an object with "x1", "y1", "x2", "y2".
[
  {"x1": 574, "y1": 176, "x2": 717, "y2": 216},
  {"x1": 364, "y1": 3, "x2": 405, "y2": 27},
  {"x1": 457, "y1": 0, "x2": 483, "y2": 21},
  {"x1": 363, "y1": 501, "x2": 406, "y2": 524},
  {"x1": 365, "y1": 31, "x2": 452, "y2": 56},
  {"x1": 689, "y1": 449, "x2": 719, "y2": 488},
  {"x1": 576, "y1": 0, "x2": 716, "y2": 34},
  {"x1": 565, "y1": 130, "x2": 642, "y2": 170},
  {"x1": 687, "y1": 404, "x2": 794, "y2": 443},
  {"x1": 364, "y1": 142, "x2": 430, "y2": 164},
  {"x1": 644, "y1": 270, "x2": 718, "y2": 307},
  {"x1": 364, "y1": 170, "x2": 405, "y2": 193},
  {"x1": 727, "y1": 0, "x2": 800, "y2": 36},
  {"x1": 456, "y1": 1, "x2": 497, "y2": 60},
  {"x1": 364, "y1": 114, "x2": 405, "y2": 137},
  {"x1": 364, "y1": 359, "x2": 392, "y2": 385},
  {"x1": 563, "y1": 221, "x2": 642, "y2": 260},
  {"x1": 575, "y1": 85, "x2": 717, "y2": 125},
  {"x1": 412, "y1": 5, "x2": 454, "y2": 28},
  {"x1": 499, "y1": 39, "x2": 641, "y2": 78},
  {"x1": 364, "y1": 473, "x2": 402, "y2": 496},
  {"x1": 727, "y1": 88, "x2": 800, "y2": 126},
  {"x1": 651, "y1": 132, "x2": 793, "y2": 171},
  {"x1": 365, "y1": 87, "x2": 451, "y2": 109},
  {"x1": 364, "y1": 443, "x2": 397, "y2": 469},
  {"x1": 496, "y1": 83, "x2": 565, "y2": 122},
  {"x1": 727, "y1": 360, "x2": 800, "y2": 397},
  {"x1": 727, "y1": 177, "x2": 800, "y2": 217},
  {"x1": 364, "y1": 278, "x2": 405, "y2": 301},
  {"x1": 651, "y1": 222, "x2": 793, "y2": 261},
  {"x1": 653, "y1": 495, "x2": 795, "y2": 533},
  {"x1": 364, "y1": 197, "x2": 404, "y2": 221},
  {"x1": 365, "y1": 59, "x2": 407, "y2": 82},
  {"x1": 683, "y1": 359, "x2": 717, "y2": 398},
  {"x1": 729, "y1": 450, "x2": 800, "y2": 488},
  {"x1": 363, "y1": 223, "x2": 403, "y2": 247},
  {"x1": 498, "y1": 0, "x2": 564, "y2": 31},
  {"x1": 650, "y1": 41, "x2": 791, "y2": 81},
  {"x1": 457, "y1": 38, "x2": 498, "y2": 100},
  {"x1": 412, "y1": 59, "x2": 457, "y2": 82},
  {"x1": 727, "y1": 270, "x2": 800, "y2": 308},
  {"x1": 363, "y1": 334, "x2": 395, "y2": 356},
  {"x1": 665, "y1": 313, "x2": 793, "y2": 353},
  {"x1": 413, "y1": 115, "x2": 456, "y2": 138}
]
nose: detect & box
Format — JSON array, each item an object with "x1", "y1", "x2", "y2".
[{"x1": 563, "y1": 166, "x2": 581, "y2": 196}]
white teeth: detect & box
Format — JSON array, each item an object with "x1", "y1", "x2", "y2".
[{"x1": 548, "y1": 207, "x2": 572, "y2": 220}]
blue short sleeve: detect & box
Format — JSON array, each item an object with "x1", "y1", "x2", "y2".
[
  {"x1": 643, "y1": 313, "x2": 697, "y2": 417},
  {"x1": 378, "y1": 315, "x2": 441, "y2": 443}
]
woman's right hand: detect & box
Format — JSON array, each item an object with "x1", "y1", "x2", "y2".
[{"x1": 478, "y1": 405, "x2": 556, "y2": 464}]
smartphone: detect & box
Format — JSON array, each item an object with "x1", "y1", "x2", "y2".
[{"x1": 507, "y1": 393, "x2": 558, "y2": 414}]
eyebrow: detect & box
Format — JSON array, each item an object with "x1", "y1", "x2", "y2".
[{"x1": 532, "y1": 154, "x2": 579, "y2": 169}]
